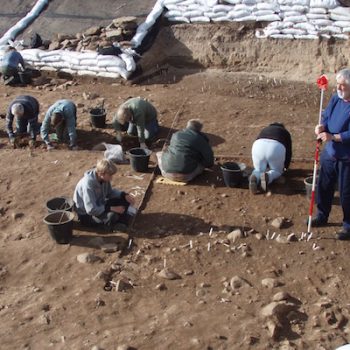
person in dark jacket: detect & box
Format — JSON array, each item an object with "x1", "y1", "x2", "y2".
[
  {"x1": 6, "y1": 95, "x2": 40, "y2": 148},
  {"x1": 157, "y1": 119, "x2": 214, "y2": 182},
  {"x1": 1, "y1": 46, "x2": 25, "y2": 85},
  {"x1": 249, "y1": 122, "x2": 292, "y2": 194},
  {"x1": 310, "y1": 68, "x2": 350, "y2": 240}
]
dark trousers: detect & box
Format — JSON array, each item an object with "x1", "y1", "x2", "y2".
[
  {"x1": 317, "y1": 150, "x2": 350, "y2": 231},
  {"x1": 78, "y1": 197, "x2": 130, "y2": 229}
]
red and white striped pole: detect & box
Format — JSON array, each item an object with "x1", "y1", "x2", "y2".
[{"x1": 307, "y1": 74, "x2": 328, "y2": 234}]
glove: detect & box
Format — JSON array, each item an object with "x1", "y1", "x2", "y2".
[
  {"x1": 116, "y1": 132, "x2": 123, "y2": 143},
  {"x1": 46, "y1": 143, "x2": 55, "y2": 151},
  {"x1": 29, "y1": 139, "x2": 35, "y2": 148},
  {"x1": 140, "y1": 142, "x2": 148, "y2": 149}
]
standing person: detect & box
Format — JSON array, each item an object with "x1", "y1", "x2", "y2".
[
  {"x1": 157, "y1": 119, "x2": 214, "y2": 182},
  {"x1": 310, "y1": 68, "x2": 350, "y2": 240},
  {"x1": 112, "y1": 97, "x2": 159, "y2": 149},
  {"x1": 6, "y1": 95, "x2": 40, "y2": 148},
  {"x1": 73, "y1": 159, "x2": 136, "y2": 231},
  {"x1": 249, "y1": 122, "x2": 292, "y2": 194},
  {"x1": 40, "y1": 99, "x2": 78, "y2": 150},
  {"x1": 1, "y1": 46, "x2": 25, "y2": 85}
]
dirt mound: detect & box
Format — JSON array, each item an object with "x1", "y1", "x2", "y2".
[{"x1": 140, "y1": 22, "x2": 350, "y2": 82}]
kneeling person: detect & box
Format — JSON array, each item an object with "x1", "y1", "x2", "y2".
[
  {"x1": 41, "y1": 99, "x2": 78, "y2": 150},
  {"x1": 249, "y1": 122, "x2": 292, "y2": 193},
  {"x1": 73, "y1": 159, "x2": 136, "y2": 231},
  {"x1": 6, "y1": 95, "x2": 40, "y2": 148},
  {"x1": 157, "y1": 119, "x2": 214, "y2": 182},
  {"x1": 112, "y1": 97, "x2": 159, "y2": 149}
]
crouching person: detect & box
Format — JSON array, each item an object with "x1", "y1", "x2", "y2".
[
  {"x1": 249, "y1": 122, "x2": 292, "y2": 194},
  {"x1": 73, "y1": 159, "x2": 136, "y2": 232},
  {"x1": 157, "y1": 119, "x2": 214, "y2": 183}
]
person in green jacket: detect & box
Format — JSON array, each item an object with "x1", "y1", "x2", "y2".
[
  {"x1": 157, "y1": 119, "x2": 214, "y2": 183},
  {"x1": 112, "y1": 97, "x2": 159, "y2": 149}
]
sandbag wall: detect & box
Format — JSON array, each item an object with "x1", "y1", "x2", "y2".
[
  {"x1": 20, "y1": 48, "x2": 136, "y2": 80},
  {"x1": 161, "y1": 0, "x2": 350, "y2": 40}
]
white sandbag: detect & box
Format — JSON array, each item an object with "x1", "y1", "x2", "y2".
[
  {"x1": 222, "y1": 0, "x2": 240, "y2": 4},
  {"x1": 281, "y1": 28, "x2": 306, "y2": 35},
  {"x1": 294, "y1": 34, "x2": 319, "y2": 39},
  {"x1": 163, "y1": 0, "x2": 184, "y2": 5},
  {"x1": 334, "y1": 21, "x2": 350, "y2": 28},
  {"x1": 291, "y1": 5, "x2": 308, "y2": 12},
  {"x1": 282, "y1": 11, "x2": 304, "y2": 17},
  {"x1": 79, "y1": 51, "x2": 98, "y2": 60},
  {"x1": 190, "y1": 16, "x2": 211, "y2": 22},
  {"x1": 264, "y1": 28, "x2": 283, "y2": 35},
  {"x1": 41, "y1": 66, "x2": 58, "y2": 72},
  {"x1": 294, "y1": 22, "x2": 317, "y2": 32},
  {"x1": 252, "y1": 10, "x2": 275, "y2": 17},
  {"x1": 309, "y1": 7, "x2": 328, "y2": 14},
  {"x1": 270, "y1": 33, "x2": 294, "y2": 39},
  {"x1": 211, "y1": 16, "x2": 231, "y2": 21},
  {"x1": 333, "y1": 34, "x2": 349, "y2": 39},
  {"x1": 41, "y1": 55, "x2": 62, "y2": 62},
  {"x1": 59, "y1": 68, "x2": 76, "y2": 75},
  {"x1": 212, "y1": 5, "x2": 233, "y2": 12},
  {"x1": 283, "y1": 15, "x2": 308, "y2": 23},
  {"x1": 120, "y1": 53, "x2": 136, "y2": 72},
  {"x1": 235, "y1": 15, "x2": 256, "y2": 21},
  {"x1": 310, "y1": 18, "x2": 333, "y2": 26},
  {"x1": 255, "y1": 14, "x2": 281, "y2": 21},
  {"x1": 306, "y1": 13, "x2": 330, "y2": 20},
  {"x1": 184, "y1": 10, "x2": 205, "y2": 17},
  {"x1": 46, "y1": 61, "x2": 71, "y2": 69},
  {"x1": 279, "y1": 5, "x2": 293, "y2": 11},
  {"x1": 330, "y1": 13, "x2": 350, "y2": 21},
  {"x1": 318, "y1": 25, "x2": 342, "y2": 33},
  {"x1": 130, "y1": 31, "x2": 147, "y2": 48},
  {"x1": 242, "y1": 0, "x2": 257, "y2": 4},
  {"x1": 77, "y1": 70, "x2": 97, "y2": 76},
  {"x1": 165, "y1": 4, "x2": 183, "y2": 10},
  {"x1": 234, "y1": 4, "x2": 255, "y2": 12},
  {"x1": 187, "y1": 3, "x2": 205, "y2": 11},
  {"x1": 229, "y1": 9, "x2": 252, "y2": 19},
  {"x1": 165, "y1": 10, "x2": 183, "y2": 18},
  {"x1": 166, "y1": 16, "x2": 191, "y2": 22},
  {"x1": 38, "y1": 50, "x2": 64, "y2": 58},
  {"x1": 80, "y1": 58, "x2": 98, "y2": 66},
  {"x1": 104, "y1": 144, "x2": 125, "y2": 163},
  {"x1": 342, "y1": 27, "x2": 350, "y2": 33},
  {"x1": 320, "y1": 33, "x2": 331, "y2": 39},
  {"x1": 61, "y1": 55, "x2": 80, "y2": 66},
  {"x1": 97, "y1": 56, "x2": 125, "y2": 68},
  {"x1": 204, "y1": 11, "x2": 228, "y2": 18},
  {"x1": 330, "y1": 7, "x2": 350, "y2": 16},
  {"x1": 310, "y1": 0, "x2": 337, "y2": 9},
  {"x1": 257, "y1": 3, "x2": 279, "y2": 11},
  {"x1": 97, "y1": 71, "x2": 120, "y2": 79}
]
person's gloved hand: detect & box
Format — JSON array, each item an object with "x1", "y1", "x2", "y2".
[
  {"x1": 46, "y1": 143, "x2": 55, "y2": 151},
  {"x1": 9, "y1": 137, "x2": 16, "y2": 148},
  {"x1": 140, "y1": 142, "x2": 148, "y2": 149},
  {"x1": 116, "y1": 132, "x2": 123, "y2": 143},
  {"x1": 29, "y1": 139, "x2": 35, "y2": 148}
]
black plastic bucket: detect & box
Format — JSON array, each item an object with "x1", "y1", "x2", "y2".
[
  {"x1": 304, "y1": 176, "x2": 318, "y2": 201},
  {"x1": 90, "y1": 108, "x2": 106, "y2": 128},
  {"x1": 221, "y1": 162, "x2": 244, "y2": 187},
  {"x1": 18, "y1": 70, "x2": 32, "y2": 84},
  {"x1": 43, "y1": 210, "x2": 74, "y2": 244},
  {"x1": 127, "y1": 148, "x2": 152, "y2": 172},
  {"x1": 46, "y1": 197, "x2": 74, "y2": 213}
]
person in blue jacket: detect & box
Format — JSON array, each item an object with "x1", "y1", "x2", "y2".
[
  {"x1": 73, "y1": 159, "x2": 136, "y2": 231},
  {"x1": 40, "y1": 99, "x2": 78, "y2": 150},
  {"x1": 1, "y1": 46, "x2": 25, "y2": 85},
  {"x1": 6, "y1": 95, "x2": 40, "y2": 148},
  {"x1": 310, "y1": 68, "x2": 350, "y2": 240}
]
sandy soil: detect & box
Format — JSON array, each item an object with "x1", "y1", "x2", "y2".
[{"x1": 0, "y1": 65, "x2": 349, "y2": 350}]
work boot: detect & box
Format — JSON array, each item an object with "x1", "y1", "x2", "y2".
[
  {"x1": 307, "y1": 215, "x2": 328, "y2": 227},
  {"x1": 260, "y1": 172, "x2": 269, "y2": 192},
  {"x1": 3, "y1": 75, "x2": 14, "y2": 85},
  {"x1": 249, "y1": 174, "x2": 258, "y2": 194},
  {"x1": 336, "y1": 230, "x2": 350, "y2": 241}
]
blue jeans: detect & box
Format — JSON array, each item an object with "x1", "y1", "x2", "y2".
[
  {"x1": 317, "y1": 150, "x2": 350, "y2": 231},
  {"x1": 251, "y1": 138, "x2": 286, "y2": 184},
  {"x1": 127, "y1": 118, "x2": 159, "y2": 141},
  {"x1": 78, "y1": 197, "x2": 131, "y2": 229}
]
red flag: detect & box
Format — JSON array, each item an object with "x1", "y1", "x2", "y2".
[{"x1": 317, "y1": 75, "x2": 328, "y2": 90}]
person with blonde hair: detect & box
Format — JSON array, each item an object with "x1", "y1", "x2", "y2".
[
  {"x1": 73, "y1": 159, "x2": 136, "y2": 231},
  {"x1": 157, "y1": 119, "x2": 214, "y2": 182},
  {"x1": 6, "y1": 95, "x2": 40, "y2": 148},
  {"x1": 112, "y1": 97, "x2": 159, "y2": 149},
  {"x1": 41, "y1": 99, "x2": 78, "y2": 150}
]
